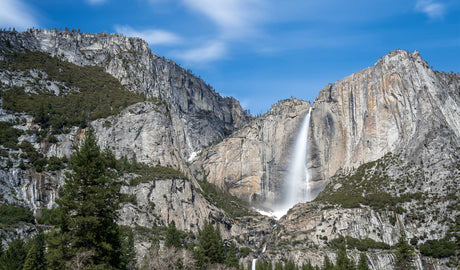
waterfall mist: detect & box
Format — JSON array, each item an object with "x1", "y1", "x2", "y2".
[{"x1": 272, "y1": 108, "x2": 313, "y2": 218}]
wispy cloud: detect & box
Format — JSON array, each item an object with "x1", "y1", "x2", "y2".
[
  {"x1": 86, "y1": 0, "x2": 107, "y2": 5},
  {"x1": 415, "y1": 0, "x2": 446, "y2": 19},
  {"x1": 181, "y1": 0, "x2": 265, "y2": 39},
  {"x1": 0, "y1": 0, "x2": 38, "y2": 30},
  {"x1": 173, "y1": 41, "x2": 226, "y2": 64},
  {"x1": 168, "y1": 0, "x2": 266, "y2": 63},
  {"x1": 115, "y1": 25, "x2": 182, "y2": 46}
]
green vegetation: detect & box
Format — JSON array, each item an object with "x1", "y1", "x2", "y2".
[
  {"x1": 165, "y1": 221, "x2": 182, "y2": 249},
  {"x1": 0, "y1": 237, "x2": 27, "y2": 270},
  {"x1": 36, "y1": 208, "x2": 60, "y2": 226},
  {"x1": 335, "y1": 237, "x2": 356, "y2": 270},
  {"x1": 0, "y1": 204, "x2": 34, "y2": 227},
  {"x1": 0, "y1": 122, "x2": 23, "y2": 150},
  {"x1": 316, "y1": 153, "x2": 425, "y2": 212},
  {"x1": 394, "y1": 230, "x2": 415, "y2": 270},
  {"x1": 23, "y1": 230, "x2": 46, "y2": 270},
  {"x1": 194, "y1": 222, "x2": 225, "y2": 267},
  {"x1": 239, "y1": 247, "x2": 252, "y2": 257},
  {"x1": 127, "y1": 163, "x2": 187, "y2": 186},
  {"x1": 45, "y1": 131, "x2": 134, "y2": 269},
  {"x1": 225, "y1": 243, "x2": 239, "y2": 268},
  {"x1": 198, "y1": 177, "x2": 255, "y2": 218},
  {"x1": 357, "y1": 253, "x2": 370, "y2": 270},
  {"x1": 1, "y1": 50, "x2": 143, "y2": 131},
  {"x1": 419, "y1": 238, "x2": 457, "y2": 258},
  {"x1": 0, "y1": 231, "x2": 46, "y2": 270},
  {"x1": 17, "y1": 141, "x2": 68, "y2": 172},
  {"x1": 329, "y1": 236, "x2": 390, "y2": 251}
]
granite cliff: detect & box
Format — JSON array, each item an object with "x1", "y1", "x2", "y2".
[
  {"x1": 0, "y1": 29, "x2": 248, "y2": 172},
  {"x1": 0, "y1": 29, "x2": 458, "y2": 269}
]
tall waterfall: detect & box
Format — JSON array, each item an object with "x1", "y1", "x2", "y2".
[{"x1": 273, "y1": 107, "x2": 312, "y2": 218}]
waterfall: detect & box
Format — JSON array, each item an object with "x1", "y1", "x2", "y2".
[
  {"x1": 273, "y1": 107, "x2": 312, "y2": 218},
  {"x1": 252, "y1": 259, "x2": 257, "y2": 270}
]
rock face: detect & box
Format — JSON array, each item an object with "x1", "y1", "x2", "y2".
[
  {"x1": 0, "y1": 29, "x2": 248, "y2": 169},
  {"x1": 198, "y1": 50, "x2": 460, "y2": 209},
  {"x1": 309, "y1": 50, "x2": 460, "y2": 187},
  {"x1": 0, "y1": 29, "x2": 458, "y2": 269},
  {"x1": 195, "y1": 99, "x2": 310, "y2": 203}
]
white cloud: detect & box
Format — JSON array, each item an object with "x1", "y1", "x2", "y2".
[
  {"x1": 415, "y1": 0, "x2": 446, "y2": 19},
  {"x1": 115, "y1": 25, "x2": 182, "y2": 45},
  {"x1": 86, "y1": 0, "x2": 107, "y2": 5},
  {"x1": 0, "y1": 0, "x2": 38, "y2": 30},
  {"x1": 181, "y1": 0, "x2": 265, "y2": 38},
  {"x1": 173, "y1": 41, "x2": 226, "y2": 63}
]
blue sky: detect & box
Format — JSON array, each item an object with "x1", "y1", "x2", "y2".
[{"x1": 1, "y1": 0, "x2": 459, "y2": 114}]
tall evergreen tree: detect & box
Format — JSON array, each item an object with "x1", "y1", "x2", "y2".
[
  {"x1": 225, "y1": 243, "x2": 239, "y2": 267},
  {"x1": 357, "y1": 253, "x2": 369, "y2": 270},
  {"x1": 165, "y1": 221, "x2": 182, "y2": 249},
  {"x1": 46, "y1": 131, "x2": 123, "y2": 269},
  {"x1": 335, "y1": 237, "x2": 355, "y2": 270},
  {"x1": 0, "y1": 237, "x2": 26, "y2": 270},
  {"x1": 394, "y1": 230, "x2": 415, "y2": 270},
  {"x1": 285, "y1": 260, "x2": 297, "y2": 270},
  {"x1": 322, "y1": 255, "x2": 334, "y2": 270},
  {"x1": 274, "y1": 261, "x2": 284, "y2": 270},
  {"x1": 197, "y1": 222, "x2": 225, "y2": 265},
  {"x1": 23, "y1": 230, "x2": 46, "y2": 270}
]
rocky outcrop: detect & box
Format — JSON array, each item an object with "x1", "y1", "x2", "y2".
[
  {"x1": 0, "y1": 29, "x2": 248, "y2": 170},
  {"x1": 309, "y1": 50, "x2": 460, "y2": 187},
  {"x1": 195, "y1": 99, "x2": 310, "y2": 203},
  {"x1": 196, "y1": 50, "x2": 460, "y2": 207},
  {"x1": 117, "y1": 177, "x2": 275, "y2": 264}
]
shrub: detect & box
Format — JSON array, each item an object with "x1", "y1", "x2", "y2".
[
  {"x1": 419, "y1": 238, "x2": 457, "y2": 258},
  {"x1": 329, "y1": 236, "x2": 390, "y2": 251},
  {"x1": 0, "y1": 204, "x2": 34, "y2": 226},
  {"x1": 36, "y1": 208, "x2": 60, "y2": 225},
  {"x1": 1, "y1": 51, "x2": 143, "y2": 131},
  {"x1": 239, "y1": 247, "x2": 252, "y2": 257},
  {"x1": 46, "y1": 156, "x2": 65, "y2": 171},
  {"x1": 47, "y1": 135, "x2": 58, "y2": 143},
  {"x1": 0, "y1": 121, "x2": 23, "y2": 149}
]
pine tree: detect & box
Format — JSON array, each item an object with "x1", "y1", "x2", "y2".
[
  {"x1": 394, "y1": 230, "x2": 415, "y2": 270},
  {"x1": 322, "y1": 255, "x2": 334, "y2": 270},
  {"x1": 357, "y1": 253, "x2": 369, "y2": 270},
  {"x1": 335, "y1": 237, "x2": 355, "y2": 270},
  {"x1": 285, "y1": 260, "x2": 297, "y2": 270},
  {"x1": 46, "y1": 131, "x2": 123, "y2": 269},
  {"x1": 225, "y1": 243, "x2": 239, "y2": 267},
  {"x1": 274, "y1": 261, "x2": 284, "y2": 270},
  {"x1": 197, "y1": 222, "x2": 225, "y2": 265},
  {"x1": 0, "y1": 237, "x2": 26, "y2": 270},
  {"x1": 165, "y1": 221, "x2": 182, "y2": 249},
  {"x1": 23, "y1": 230, "x2": 46, "y2": 270},
  {"x1": 119, "y1": 226, "x2": 135, "y2": 269}
]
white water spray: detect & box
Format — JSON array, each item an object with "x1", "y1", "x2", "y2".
[{"x1": 272, "y1": 108, "x2": 312, "y2": 218}]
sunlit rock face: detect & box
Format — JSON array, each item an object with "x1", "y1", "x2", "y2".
[
  {"x1": 195, "y1": 99, "x2": 311, "y2": 204},
  {"x1": 197, "y1": 50, "x2": 460, "y2": 212},
  {"x1": 309, "y1": 50, "x2": 460, "y2": 188}
]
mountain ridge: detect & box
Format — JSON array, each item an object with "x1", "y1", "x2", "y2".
[{"x1": 0, "y1": 29, "x2": 458, "y2": 269}]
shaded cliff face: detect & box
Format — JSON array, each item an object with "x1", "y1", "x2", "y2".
[
  {"x1": 195, "y1": 99, "x2": 310, "y2": 203},
  {"x1": 0, "y1": 29, "x2": 248, "y2": 168},
  {"x1": 309, "y1": 50, "x2": 460, "y2": 187}
]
